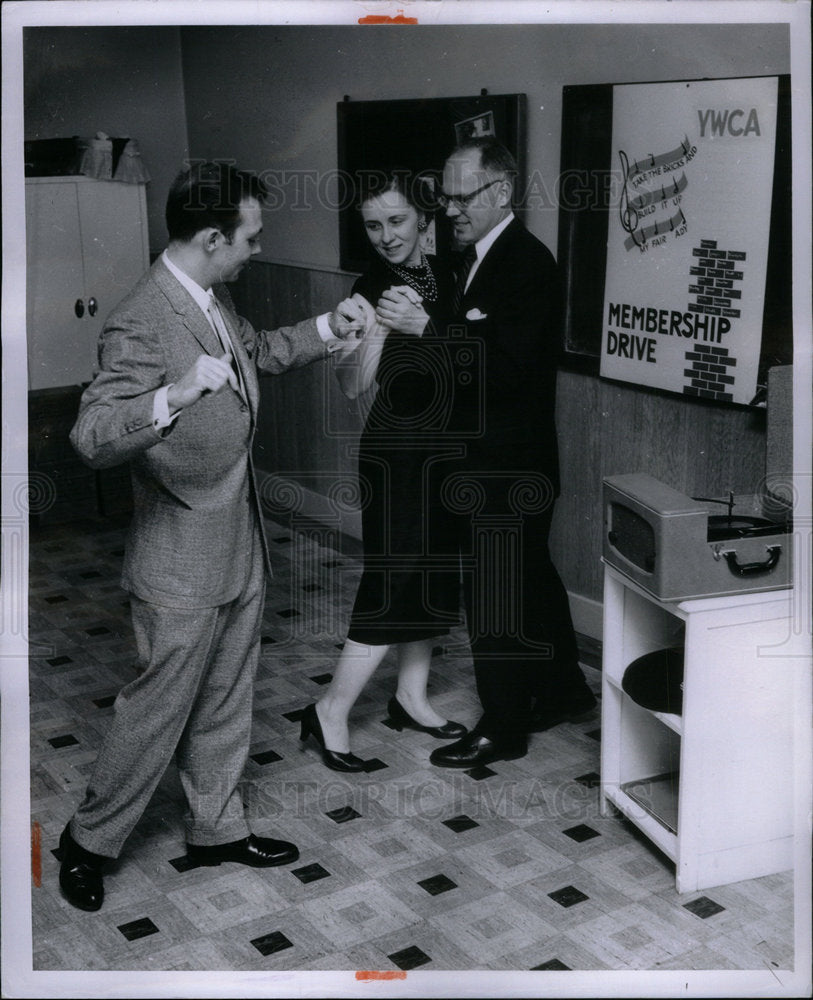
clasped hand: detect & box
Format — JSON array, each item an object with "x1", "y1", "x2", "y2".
[
  {"x1": 375, "y1": 286, "x2": 429, "y2": 337},
  {"x1": 329, "y1": 296, "x2": 369, "y2": 339}
]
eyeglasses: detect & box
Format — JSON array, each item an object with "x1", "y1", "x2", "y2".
[{"x1": 437, "y1": 178, "x2": 503, "y2": 210}]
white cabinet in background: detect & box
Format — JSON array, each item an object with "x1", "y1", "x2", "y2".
[{"x1": 25, "y1": 176, "x2": 149, "y2": 390}]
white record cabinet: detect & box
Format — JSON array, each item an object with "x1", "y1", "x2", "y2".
[
  {"x1": 25, "y1": 176, "x2": 149, "y2": 390},
  {"x1": 600, "y1": 563, "x2": 794, "y2": 893}
]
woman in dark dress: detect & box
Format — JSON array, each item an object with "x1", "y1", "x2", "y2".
[{"x1": 299, "y1": 172, "x2": 466, "y2": 771}]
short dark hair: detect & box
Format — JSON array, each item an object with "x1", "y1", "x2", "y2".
[
  {"x1": 165, "y1": 161, "x2": 267, "y2": 243},
  {"x1": 450, "y1": 137, "x2": 518, "y2": 180},
  {"x1": 356, "y1": 169, "x2": 436, "y2": 214}
]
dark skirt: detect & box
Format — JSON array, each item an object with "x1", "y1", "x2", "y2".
[{"x1": 347, "y1": 444, "x2": 460, "y2": 646}]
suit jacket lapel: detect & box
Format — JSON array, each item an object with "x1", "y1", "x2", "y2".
[
  {"x1": 152, "y1": 257, "x2": 223, "y2": 358},
  {"x1": 464, "y1": 217, "x2": 522, "y2": 305}
]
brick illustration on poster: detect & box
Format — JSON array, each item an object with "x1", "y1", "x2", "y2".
[{"x1": 683, "y1": 238, "x2": 746, "y2": 401}]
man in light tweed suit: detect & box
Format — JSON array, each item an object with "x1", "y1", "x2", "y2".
[{"x1": 58, "y1": 162, "x2": 363, "y2": 911}]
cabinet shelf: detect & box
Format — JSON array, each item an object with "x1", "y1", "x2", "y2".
[
  {"x1": 603, "y1": 783, "x2": 678, "y2": 861},
  {"x1": 621, "y1": 771, "x2": 679, "y2": 835},
  {"x1": 605, "y1": 674, "x2": 683, "y2": 734}
]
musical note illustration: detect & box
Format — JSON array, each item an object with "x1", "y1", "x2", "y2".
[
  {"x1": 619, "y1": 136, "x2": 694, "y2": 251},
  {"x1": 624, "y1": 137, "x2": 694, "y2": 179},
  {"x1": 618, "y1": 150, "x2": 642, "y2": 245},
  {"x1": 623, "y1": 206, "x2": 687, "y2": 251},
  {"x1": 626, "y1": 172, "x2": 687, "y2": 213}
]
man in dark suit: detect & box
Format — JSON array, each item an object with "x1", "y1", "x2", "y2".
[
  {"x1": 429, "y1": 138, "x2": 596, "y2": 769},
  {"x1": 58, "y1": 162, "x2": 362, "y2": 911}
]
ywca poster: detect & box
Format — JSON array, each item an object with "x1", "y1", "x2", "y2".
[{"x1": 601, "y1": 77, "x2": 778, "y2": 404}]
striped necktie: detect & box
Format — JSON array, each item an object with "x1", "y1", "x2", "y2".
[
  {"x1": 452, "y1": 244, "x2": 477, "y2": 315},
  {"x1": 207, "y1": 295, "x2": 245, "y2": 400}
]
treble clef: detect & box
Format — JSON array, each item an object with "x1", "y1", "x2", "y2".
[{"x1": 618, "y1": 150, "x2": 640, "y2": 239}]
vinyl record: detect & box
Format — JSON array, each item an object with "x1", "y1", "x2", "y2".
[{"x1": 622, "y1": 646, "x2": 684, "y2": 715}]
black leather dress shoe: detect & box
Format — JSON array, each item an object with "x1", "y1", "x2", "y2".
[
  {"x1": 528, "y1": 690, "x2": 598, "y2": 732},
  {"x1": 429, "y1": 733, "x2": 526, "y2": 769},
  {"x1": 186, "y1": 834, "x2": 299, "y2": 868},
  {"x1": 58, "y1": 825, "x2": 108, "y2": 912}
]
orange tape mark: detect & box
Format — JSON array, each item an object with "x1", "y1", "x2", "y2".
[
  {"x1": 31, "y1": 822, "x2": 42, "y2": 887},
  {"x1": 358, "y1": 14, "x2": 419, "y2": 24},
  {"x1": 355, "y1": 971, "x2": 408, "y2": 980}
]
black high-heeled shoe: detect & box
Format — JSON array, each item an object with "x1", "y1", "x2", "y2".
[
  {"x1": 386, "y1": 696, "x2": 468, "y2": 739},
  {"x1": 299, "y1": 703, "x2": 366, "y2": 773}
]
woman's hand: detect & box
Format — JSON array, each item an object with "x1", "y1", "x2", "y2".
[
  {"x1": 333, "y1": 294, "x2": 388, "y2": 399},
  {"x1": 376, "y1": 286, "x2": 429, "y2": 337}
]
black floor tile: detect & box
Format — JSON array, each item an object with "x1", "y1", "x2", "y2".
[
  {"x1": 683, "y1": 896, "x2": 725, "y2": 919},
  {"x1": 326, "y1": 807, "x2": 360, "y2": 824},
  {"x1": 442, "y1": 815, "x2": 479, "y2": 833},
  {"x1": 169, "y1": 855, "x2": 198, "y2": 873},
  {"x1": 291, "y1": 863, "x2": 331, "y2": 884},
  {"x1": 465, "y1": 765, "x2": 497, "y2": 780},
  {"x1": 562, "y1": 824, "x2": 601, "y2": 843},
  {"x1": 48, "y1": 734, "x2": 79, "y2": 749},
  {"x1": 251, "y1": 930, "x2": 293, "y2": 956},
  {"x1": 532, "y1": 957, "x2": 571, "y2": 970},
  {"x1": 548, "y1": 885, "x2": 589, "y2": 908},
  {"x1": 118, "y1": 917, "x2": 159, "y2": 941},
  {"x1": 388, "y1": 945, "x2": 431, "y2": 970},
  {"x1": 417, "y1": 874, "x2": 457, "y2": 896}
]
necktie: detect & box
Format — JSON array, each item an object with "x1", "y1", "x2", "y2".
[
  {"x1": 207, "y1": 295, "x2": 245, "y2": 400},
  {"x1": 452, "y1": 244, "x2": 477, "y2": 315}
]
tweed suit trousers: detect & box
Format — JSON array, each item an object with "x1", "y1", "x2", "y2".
[{"x1": 70, "y1": 521, "x2": 266, "y2": 857}]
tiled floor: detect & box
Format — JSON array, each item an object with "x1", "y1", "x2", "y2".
[{"x1": 26, "y1": 509, "x2": 796, "y2": 977}]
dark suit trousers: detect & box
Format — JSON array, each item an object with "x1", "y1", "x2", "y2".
[
  {"x1": 455, "y1": 485, "x2": 582, "y2": 744},
  {"x1": 70, "y1": 523, "x2": 265, "y2": 857}
]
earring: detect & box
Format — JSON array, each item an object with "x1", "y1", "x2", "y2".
[{"x1": 417, "y1": 220, "x2": 428, "y2": 232}]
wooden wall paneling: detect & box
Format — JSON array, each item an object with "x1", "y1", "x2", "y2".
[
  {"x1": 231, "y1": 261, "x2": 364, "y2": 523},
  {"x1": 551, "y1": 370, "x2": 604, "y2": 598}
]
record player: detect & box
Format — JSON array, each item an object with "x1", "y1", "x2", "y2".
[{"x1": 603, "y1": 366, "x2": 793, "y2": 601}]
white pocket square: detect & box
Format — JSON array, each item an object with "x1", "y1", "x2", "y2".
[{"x1": 466, "y1": 308, "x2": 488, "y2": 321}]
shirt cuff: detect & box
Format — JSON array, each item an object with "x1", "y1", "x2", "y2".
[
  {"x1": 153, "y1": 385, "x2": 180, "y2": 431},
  {"x1": 316, "y1": 312, "x2": 342, "y2": 353}
]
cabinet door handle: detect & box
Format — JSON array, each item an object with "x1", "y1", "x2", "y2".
[
  {"x1": 74, "y1": 298, "x2": 85, "y2": 318},
  {"x1": 88, "y1": 297, "x2": 98, "y2": 317}
]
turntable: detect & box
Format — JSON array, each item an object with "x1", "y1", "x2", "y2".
[{"x1": 603, "y1": 474, "x2": 792, "y2": 600}]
